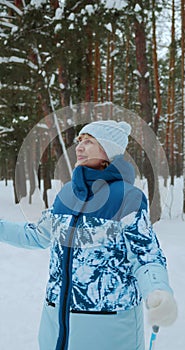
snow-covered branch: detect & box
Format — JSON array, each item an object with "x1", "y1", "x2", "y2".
[
  {"x1": 0, "y1": 20, "x2": 18, "y2": 31},
  {"x1": 102, "y1": 0, "x2": 127, "y2": 10},
  {"x1": 0, "y1": 0, "x2": 23, "y2": 16},
  {"x1": 0, "y1": 126, "x2": 14, "y2": 134},
  {"x1": 0, "y1": 56, "x2": 38, "y2": 70}
]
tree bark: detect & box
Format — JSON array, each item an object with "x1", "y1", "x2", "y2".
[
  {"x1": 94, "y1": 40, "x2": 100, "y2": 102},
  {"x1": 124, "y1": 32, "x2": 130, "y2": 108},
  {"x1": 165, "y1": 0, "x2": 176, "y2": 185},
  {"x1": 181, "y1": 0, "x2": 185, "y2": 214},
  {"x1": 134, "y1": 16, "x2": 161, "y2": 223},
  {"x1": 85, "y1": 26, "x2": 93, "y2": 102},
  {"x1": 110, "y1": 30, "x2": 115, "y2": 103},
  {"x1": 106, "y1": 33, "x2": 111, "y2": 101},
  {"x1": 152, "y1": 0, "x2": 162, "y2": 134}
]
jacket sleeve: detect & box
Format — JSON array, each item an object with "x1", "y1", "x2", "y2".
[
  {"x1": 0, "y1": 209, "x2": 52, "y2": 249},
  {"x1": 122, "y1": 192, "x2": 173, "y2": 300}
]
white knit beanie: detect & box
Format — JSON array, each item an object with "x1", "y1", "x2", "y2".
[{"x1": 79, "y1": 120, "x2": 131, "y2": 161}]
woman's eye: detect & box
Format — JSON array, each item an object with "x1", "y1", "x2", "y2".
[
  {"x1": 84, "y1": 139, "x2": 90, "y2": 143},
  {"x1": 84, "y1": 139, "x2": 93, "y2": 145},
  {"x1": 75, "y1": 138, "x2": 93, "y2": 146}
]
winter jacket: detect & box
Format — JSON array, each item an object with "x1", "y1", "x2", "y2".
[{"x1": 0, "y1": 156, "x2": 172, "y2": 350}]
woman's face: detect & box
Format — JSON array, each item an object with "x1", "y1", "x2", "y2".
[{"x1": 75, "y1": 134, "x2": 109, "y2": 169}]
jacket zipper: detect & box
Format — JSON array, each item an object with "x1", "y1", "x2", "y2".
[{"x1": 56, "y1": 215, "x2": 78, "y2": 350}]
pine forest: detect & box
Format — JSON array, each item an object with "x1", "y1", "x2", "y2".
[{"x1": 0, "y1": 0, "x2": 185, "y2": 223}]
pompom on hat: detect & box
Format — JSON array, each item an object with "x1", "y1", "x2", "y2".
[{"x1": 79, "y1": 120, "x2": 131, "y2": 161}]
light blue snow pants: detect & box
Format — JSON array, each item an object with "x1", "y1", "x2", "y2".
[{"x1": 38, "y1": 302, "x2": 145, "y2": 350}]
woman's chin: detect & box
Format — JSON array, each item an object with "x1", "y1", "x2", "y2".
[{"x1": 75, "y1": 159, "x2": 87, "y2": 167}]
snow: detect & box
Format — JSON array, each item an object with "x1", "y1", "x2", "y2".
[
  {"x1": 85, "y1": 5, "x2": 95, "y2": 16},
  {"x1": 0, "y1": 178, "x2": 184, "y2": 350},
  {"x1": 68, "y1": 13, "x2": 75, "y2": 21},
  {"x1": 110, "y1": 48, "x2": 119, "y2": 57},
  {"x1": 0, "y1": 126, "x2": 14, "y2": 134},
  {"x1": 133, "y1": 69, "x2": 142, "y2": 78},
  {"x1": 0, "y1": 0, "x2": 23, "y2": 16},
  {"x1": 105, "y1": 23, "x2": 112, "y2": 32},
  {"x1": 0, "y1": 21, "x2": 18, "y2": 31},
  {"x1": 69, "y1": 23, "x2": 74, "y2": 30},
  {"x1": 155, "y1": 1, "x2": 182, "y2": 59},
  {"x1": 30, "y1": 0, "x2": 47, "y2": 9},
  {"x1": 134, "y1": 4, "x2": 142, "y2": 12},
  {"x1": 0, "y1": 56, "x2": 38, "y2": 70},
  {"x1": 103, "y1": 0, "x2": 127, "y2": 10},
  {"x1": 54, "y1": 7, "x2": 64, "y2": 20}
]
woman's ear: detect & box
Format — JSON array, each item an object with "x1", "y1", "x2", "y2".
[{"x1": 101, "y1": 160, "x2": 110, "y2": 169}]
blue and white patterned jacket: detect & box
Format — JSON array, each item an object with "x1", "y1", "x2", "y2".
[{"x1": 0, "y1": 156, "x2": 172, "y2": 350}]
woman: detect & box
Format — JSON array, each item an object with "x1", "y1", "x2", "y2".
[{"x1": 0, "y1": 120, "x2": 177, "y2": 350}]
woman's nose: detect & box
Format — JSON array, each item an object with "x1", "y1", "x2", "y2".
[{"x1": 76, "y1": 142, "x2": 84, "y2": 152}]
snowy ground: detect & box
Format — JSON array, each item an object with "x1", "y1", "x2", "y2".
[{"x1": 0, "y1": 178, "x2": 184, "y2": 350}]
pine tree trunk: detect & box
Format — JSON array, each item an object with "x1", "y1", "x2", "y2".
[
  {"x1": 106, "y1": 33, "x2": 111, "y2": 101},
  {"x1": 85, "y1": 26, "x2": 93, "y2": 102},
  {"x1": 41, "y1": 147, "x2": 52, "y2": 209},
  {"x1": 124, "y1": 33, "x2": 130, "y2": 108},
  {"x1": 13, "y1": 154, "x2": 27, "y2": 203},
  {"x1": 110, "y1": 30, "x2": 115, "y2": 103},
  {"x1": 94, "y1": 40, "x2": 100, "y2": 102},
  {"x1": 181, "y1": 0, "x2": 185, "y2": 214},
  {"x1": 58, "y1": 64, "x2": 70, "y2": 107},
  {"x1": 134, "y1": 16, "x2": 161, "y2": 223},
  {"x1": 165, "y1": 0, "x2": 176, "y2": 186},
  {"x1": 152, "y1": 0, "x2": 162, "y2": 134}
]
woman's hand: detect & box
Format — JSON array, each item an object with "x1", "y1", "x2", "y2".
[{"x1": 146, "y1": 290, "x2": 178, "y2": 327}]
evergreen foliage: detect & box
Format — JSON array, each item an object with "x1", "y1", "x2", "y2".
[{"x1": 0, "y1": 0, "x2": 184, "y2": 218}]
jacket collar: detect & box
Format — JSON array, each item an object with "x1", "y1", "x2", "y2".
[{"x1": 72, "y1": 155, "x2": 135, "y2": 201}]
